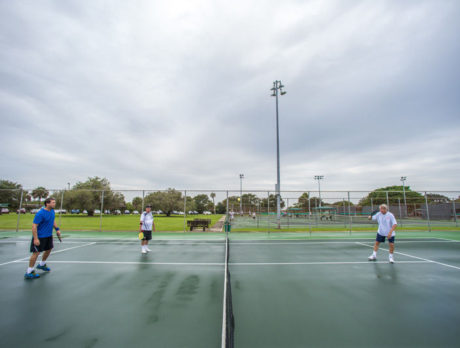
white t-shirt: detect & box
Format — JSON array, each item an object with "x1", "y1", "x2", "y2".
[
  {"x1": 372, "y1": 212, "x2": 397, "y2": 236},
  {"x1": 140, "y1": 211, "x2": 154, "y2": 231}
]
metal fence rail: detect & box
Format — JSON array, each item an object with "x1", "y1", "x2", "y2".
[{"x1": 0, "y1": 189, "x2": 459, "y2": 233}]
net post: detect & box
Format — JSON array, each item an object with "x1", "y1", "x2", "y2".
[
  {"x1": 16, "y1": 189, "x2": 24, "y2": 233},
  {"x1": 308, "y1": 192, "x2": 311, "y2": 237}
]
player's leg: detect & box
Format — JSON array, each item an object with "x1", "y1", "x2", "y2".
[
  {"x1": 37, "y1": 237, "x2": 53, "y2": 271},
  {"x1": 141, "y1": 239, "x2": 147, "y2": 253},
  {"x1": 369, "y1": 234, "x2": 383, "y2": 260},
  {"x1": 26, "y1": 238, "x2": 41, "y2": 278},
  {"x1": 144, "y1": 231, "x2": 152, "y2": 252},
  {"x1": 388, "y1": 238, "x2": 395, "y2": 263}
]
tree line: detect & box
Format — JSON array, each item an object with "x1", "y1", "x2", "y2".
[{"x1": 1, "y1": 178, "x2": 458, "y2": 215}]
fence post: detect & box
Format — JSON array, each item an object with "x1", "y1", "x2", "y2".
[
  {"x1": 287, "y1": 198, "x2": 290, "y2": 229},
  {"x1": 347, "y1": 191, "x2": 352, "y2": 235},
  {"x1": 267, "y1": 191, "x2": 270, "y2": 235},
  {"x1": 452, "y1": 200, "x2": 457, "y2": 227},
  {"x1": 141, "y1": 190, "x2": 145, "y2": 212},
  {"x1": 424, "y1": 192, "x2": 431, "y2": 232},
  {"x1": 183, "y1": 190, "x2": 187, "y2": 233},
  {"x1": 58, "y1": 190, "x2": 64, "y2": 228},
  {"x1": 308, "y1": 192, "x2": 312, "y2": 236},
  {"x1": 16, "y1": 189, "x2": 24, "y2": 232},
  {"x1": 99, "y1": 191, "x2": 104, "y2": 232},
  {"x1": 370, "y1": 197, "x2": 374, "y2": 211},
  {"x1": 343, "y1": 198, "x2": 347, "y2": 228},
  {"x1": 386, "y1": 191, "x2": 390, "y2": 209},
  {"x1": 398, "y1": 198, "x2": 403, "y2": 228}
]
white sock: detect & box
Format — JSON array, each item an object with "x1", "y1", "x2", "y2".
[
  {"x1": 142, "y1": 245, "x2": 145, "y2": 251},
  {"x1": 372, "y1": 251, "x2": 377, "y2": 257},
  {"x1": 27, "y1": 267, "x2": 34, "y2": 274},
  {"x1": 40, "y1": 261, "x2": 46, "y2": 266},
  {"x1": 389, "y1": 253, "x2": 394, "y2": 258}
]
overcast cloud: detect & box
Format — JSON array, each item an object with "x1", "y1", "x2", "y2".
[{"x1": 1, "y1": 0, "x2": 459, "y2": 192}]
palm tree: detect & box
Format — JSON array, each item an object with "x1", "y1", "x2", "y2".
[
  {"x1": 32, "y1": 187, "x2": 49, "y2": 205},
  {"x1": 210, "y1": 192, "x2": 216, "y2": 214}
]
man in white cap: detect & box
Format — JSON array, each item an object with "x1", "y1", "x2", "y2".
[
  {"x1": 139, "y1": 205, "x2": 155, "y2": 254},
  {"x1": 368, "y1": 204, "x2": 397, "y2": 263}
]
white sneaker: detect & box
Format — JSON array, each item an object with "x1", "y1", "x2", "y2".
[
  {"x1": 145, "y1": 247, "x2": 151, "y2": 252},
  {"x1": 389, "y1": 256, "x2": 395, "y2": 264},
  {"x1": 368, "y1": 255, "x2": 377, "y2": 261},
  {"x1": 141, "y1": 249, "x2": 147, "y2": 254}
]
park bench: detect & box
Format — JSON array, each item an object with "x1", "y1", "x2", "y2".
[{"x1": 187, "y1": 218, "x2": 211, "y2": 231}]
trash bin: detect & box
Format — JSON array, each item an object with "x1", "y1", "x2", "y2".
[{"x1": 224, "y1": 221, "x2": 231, "y2": 232}]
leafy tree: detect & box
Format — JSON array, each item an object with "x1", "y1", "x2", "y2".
[
  {"x1": 215, "y1": 201, "x2": 227, "y2": 214},
  {"x1": 0, "y1": 180, "x2": 23, "y2": 209},
  {"x1": 260, "y1": 194, "x2": 285, "y2": 209},
  {"x1": 425, "y1": 193, "x2": 450, "y2": 203},
  {"x1": 332, "y1": 201, "x2": 354, "y2": 207},
  {"x1": 145, "y1": 189, "x2": 183, "y2": 216},
  {"x1": 359, "y1": 186, "x2": 424, "y2": 206},
  {"x1": 57, "y1": 177, "x2": 125, "y2": 216},
  {"x1": 132, "y1": 197, "x2": 143, "y2": 211},
  {"x1": 32, "y1": 187, "x2": 49, "y2": 204},
  {"x1": 193, "y1": 194, "x2": 212, "y2": 213},
  {"x1": 125, "y1": 202, "x2": 134, "y2": 211},
  {"x1": 210, "y1": 192, "x2": 216, "y2": 214}
]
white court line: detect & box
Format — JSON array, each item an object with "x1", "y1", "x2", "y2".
[
  {"x1": 433, "y1": 237, "x2": 460, "y2": 243},
  {"x1": 0, "y1": 242, "x2": 96, "y2": 267},
  {"x1": 10, "y1": 260, "x2": 429, "y2": 266},
  {"x1": 355, "y1": 242, "x2": 460, "y2": 271}
]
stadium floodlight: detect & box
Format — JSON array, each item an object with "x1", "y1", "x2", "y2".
[
  {"x1": 271, "y1": 80, "x2": 287, "y2": 229},
  {"x1": 239, "y1": 174, "x2": 244, "y2": 214},
  {"x1": 314, "y1": 175, "x2": 324, "y2": 207},
  {"x1": 400, "y1": 176, "x2": 407, "y2": 216}
]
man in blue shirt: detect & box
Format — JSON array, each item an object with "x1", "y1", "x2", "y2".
[{"x1": 25, "y1": 197, "x2": 61, "y2": 279}]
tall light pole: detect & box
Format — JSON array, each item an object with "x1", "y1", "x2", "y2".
[
  {"x1": 239, "y1": 174, "x2": 244, "y2": 214},
  {"x1": 314, "y1": 175, "x2": 324, "y2": 207},
  {"x1": 271, "y1": 80, "x2": 286, "y2": 229},
  {"x1": 400, "y1": 176, "x2": 407, "y2": 217},
  {"x1": 67, "y1": 182, "x2": 70, "y2": 190}
]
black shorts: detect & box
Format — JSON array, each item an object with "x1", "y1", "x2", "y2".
[
  {"x1": 376, "y1": 233, "x2": 395, "y2": 243},
  {"x1": 142, "y1": 230, "x2": 152, "y2": 241},
  {"x1": 30, "y1": 236, "x2": 54, "y2": 253}
]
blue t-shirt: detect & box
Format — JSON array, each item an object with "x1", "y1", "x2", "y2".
[{"x1": 33, "y1": 208, "x2": 55, "y2": 238}]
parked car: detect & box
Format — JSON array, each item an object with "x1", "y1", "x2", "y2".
[
  {"x1": 133, "y1": 210, "x2": 139, "y2": 214},
  {"x1": 17, "y1": 208, "x2": 26, "y2": 214},
  {"x1": 82, "y1": 210, "x2": 88, "y2": 214},
  {"x1": 71, "y1": 209, "x2": 80, "y2": 214},
  {"x1": 124, "y1": 210, "x2": 130, "y2": 214},
  {"x1": 1, "y1": 208, "x2": 9, "y2": 214},
  {"x1": 30, "y1": 208, "x2": 41, "y2": 214},
  {"x1": 188, "y1": 211, "x2": 199, "y2": 215},
  {"x1": 94, "y1": 209, "x2": 101, "y2": 214},
  {"x1": 203, "y1": 211, "x2": 212, "y2": 215},
  {"x1": 113, "y1": 210, "x2": 121, "y2": 215},
  {"x1": 55, "y1": 209, "x2": 67, "y2": 214},
  {"x1": 104, "y1": 210, "x2": 111, "y2": 214}
]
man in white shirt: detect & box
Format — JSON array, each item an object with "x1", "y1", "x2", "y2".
[
  {"x1": 368, "y1": 204, "x2": 397, "y2": 263},
  {"x1": 140, "y1": 205, "x2": 155, "y2": 254}
]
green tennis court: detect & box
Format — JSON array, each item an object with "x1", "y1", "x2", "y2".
[{"x1": 1, "y1": 232, "x2": 460, "y2": 347}]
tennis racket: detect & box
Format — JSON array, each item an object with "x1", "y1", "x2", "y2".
[{"x1": 138, "y1": 232, "x2": 144, "y2": 240}]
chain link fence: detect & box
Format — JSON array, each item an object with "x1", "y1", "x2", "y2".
[{"x1": 0, "y1": 189, "x2": 459, "y2": 233}]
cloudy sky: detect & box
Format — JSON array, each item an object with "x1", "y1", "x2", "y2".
[{"x1": 1, "y1": 0, "x2": 459, "y2": 192}]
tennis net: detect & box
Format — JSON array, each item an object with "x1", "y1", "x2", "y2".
[{"x1": 221, "y1": 231, "x2": 235, "y2": 348}]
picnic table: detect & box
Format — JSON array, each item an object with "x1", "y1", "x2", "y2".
[{"x1": 187, "y1": 218, "x2": 211, "y2": 231}]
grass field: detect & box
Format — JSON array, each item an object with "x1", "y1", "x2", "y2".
[{"x1": 0, "y1": 213, "x2": 224, "y2": 232}]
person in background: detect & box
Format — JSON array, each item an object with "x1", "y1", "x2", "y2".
[
  {"x1": 25, "y1": 197, "x2": 61, "y2": 279},
  {"x1": 140, "y1": 205, "x2": 155, "y2": 254},
  {"x1": 368, "y1": 204, "x2": 397, "y2": 263}
]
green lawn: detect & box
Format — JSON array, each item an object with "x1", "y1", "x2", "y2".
[{"x1": 0, "y1": 213, "x2": 223, "y2": 232}]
